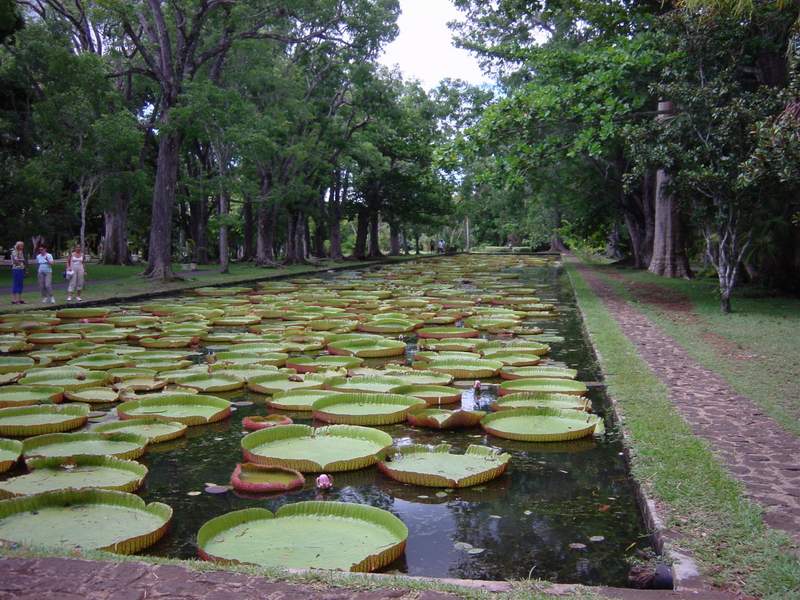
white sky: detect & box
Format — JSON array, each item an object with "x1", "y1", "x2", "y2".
[{"x1": 379, "y1": 0, "x2": 489, "y2": 90}]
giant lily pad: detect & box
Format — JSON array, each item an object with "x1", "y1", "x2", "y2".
[
  {"x1": 117, "y1": 394, "x2": 231, "y2": 426},
  {"x1": 491, "y1": 392, "x2": 590, "y2": 412},
  {"x1": 325, "y1": 375, "x2": 405, "y2": 394},
  {"x1": 0, "y1": 489, "x2": 170, "y2": 553},
  {"x1": 93, "y1": 418, "x2": 187, "y2": 443},
  {"x1": 500, "y1": 366, "x2": 578, "y2": 380},
  {"x1": 416, "y1": 326, "x2": 479, "y2": 339},
  {"x1": 423, "y1": 358, "x2": 503, "y2": 379},
  {"x1": 285, "y1": 355, "x2": 363, "y2": 373},
  {"x1": 229, "y1": 463, "x2": 304, "y2": 494},
  {"x1": 55, "y1": 307, "x2": 110, "y2": 320},
  {"x1": 0, "y1": 455, "x2": 148, "y2": 498},
  {"x1": 241, "y1": 424, "x2": 392, "y2": 472},
  {"x1": 23, "y1": 432, "x2": 149, "y2": 460},
  {"x1": 0, "y1": 357, "x2": 34, "y2": 374},
  {"x1": 19, "y1": 367, "x2": 109, "y2": 391},
  {"x1": 64, "y1": 387, "x2": 120, "y2": 404},
  {"x1": 266, "y1": 389, "x2": 339, "y2": 411},
  {"x1": 178, "y1": 373, "x2": 245, "y2": 393},
  {"x1": 248, "y1": 373, "x2": 327, "y2": 395},
  {"x1": 0, "y1": 438, "x2": 22, "y2": 472},
  {"x1": 0, "y1": 404, "x2": 90, "y2": 437},
  {"x1": 383, "y1": 369, "x2": 454, "y2": 386},
  {"x1": 406, "y1": 407, "x2": 486, "y2": 429},
  {"x1": 392, "y1": 384, "x2": 462, "y2": 406},
  {"x1": 480, "y1": 407, "x2": 602, "y2": 442},
  {"x1": 67, "y1": 353, "x2": 132, "y2": 371},
  {"x1": 0, "y1": 385, "x2": 64, "y2": 408},
  {"x1": 327, "y1": 337, "x2": 406, "y2": 358},
  {"x1": 378, "y1": 444, "x2": 509, "y2": 488},
  {"x1": 312, "y1": 393, "x2": 425, "y2": 426},
  {"x1": 499, "y1": 378, "x2": 588, "y2": 396},
  {"x1": 197, "y1": 501, "x2": 407, "y2": 572}
]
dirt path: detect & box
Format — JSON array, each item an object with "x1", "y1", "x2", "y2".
[{"x1": 574, "y1": 262, "x2": 800, "y2": 543}]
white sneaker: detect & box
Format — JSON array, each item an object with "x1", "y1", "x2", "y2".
[
  {"x1": 41, "y1": 298, "x2": 47, "y2": 303},
  {"x1": 76, "y1": 297, "x2": 82, "y2": 302},
  {"x1": 67, "y1": 296, "x2": 72, "y2": 302},
  {"x1": 49, "y1": 297, "x2": 55, "y2": 304}
]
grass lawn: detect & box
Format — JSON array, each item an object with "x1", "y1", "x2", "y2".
[
  {"x1": 566, "y1": 260, "x2": 800, "y2": 599},
  {"x1": 0, "y1": 258, "x2": 423, "y2": 312},
  {"x1": 584, "y1": 263, "x2": 800, "y2": 438}
]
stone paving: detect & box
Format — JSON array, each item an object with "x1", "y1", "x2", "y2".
[
  {"x1": 0, "y1": 557, "x2": 460, "y2": 600},
  {"x1": 574, "y1": 263, "x2": 800, "y2": 543}
]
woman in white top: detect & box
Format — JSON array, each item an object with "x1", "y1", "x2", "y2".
[
  {"x1": 66, "y1": 245, "x2": 86, "y2": 302},
  {"x1": 36, "y1": 245, "x2": 55, "y2": 303}
]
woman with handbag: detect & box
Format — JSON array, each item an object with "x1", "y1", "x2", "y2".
[
  {"x1": 10, "y1": 241, "x2": 26, "y2": 304},
  {"x1": 66, "y1": 245, "x2": 86, "y2": 302}
]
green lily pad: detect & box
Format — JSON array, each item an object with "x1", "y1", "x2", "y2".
[
  {"x1": 197, "y1": 501, "x2": 407, "y2": 572},
  {"x1": 423, "y1": 358, "x2": 504, "y2": 379},
  {"x1": 499, "y1": 378, "x2": 588, "y2": 396},
  {"x1": 416, "y1": 326, "x2": 479, "y2": 339},
  {"x1": 248, "y1": 373, "x2": 327, "y2": 395},
  {"x1": 0, "y1": 385, "x2": 64, "y2": 409},
  {"x1": 500, "y1": 366, "x2": 578, "y2": 380},
  {"x1": 379, "y1": 444, "x2": 510, "y2": 487},
  {"x1": 0, "y1": 404, "x2": 90, "y2": 437},
  {"x1": 284, "y1": 355, "x2": 363, "y2": 373},
  {"x1": 0, "y1": 357, "x2": 35, "y2": 374},
  {"x1": 93, "y1": 418, "x2": 187, "y2": 443},
  {"x1": 0, "y1": 488, "x2": 171, "y2": 553},
  {"x1": 64, "y1": 387, "x2": 120, "y2": 404},
  {"x1": 242, "y1": 424, "x2": 392, "y2": 472},
  {"x1": 327, "y1": 337, "x2": 406, "y2": 358},
  {"x1": 393, "y1": 384, "x2": 462, "y2": 405},
  {"x1": 67, "y1": 353, "x2": 133, "y2": 371},
  {"x1": 312, "y1": 393, "x2": 425, "y2": 426},
  {"x1": 23, "y1": 432, "x2": 149, "y2": 460},
  {"x1": 0, "y1": 455, "x2": 148, "y2": 498},
  {"x1": 266, "y1": 389, "x2": 339, "y2": 411},
  {"x1": 491, "y1": 392, "x2": 590, "y2": 412},
  {"x1": 0, "y1": 438, "x2": 22, "y2": 473},
  {"x1": 19, "y1": 367, "x2": 110, "y2": 391},
  {"x1": 178, "y1": 373, "x2": 245, "y2": 393},
  {"x1": 480, "y1": 407, "x2": 602, "y2": 442},
  {"x1": 406, "y1": 407, "x2": 486, "y2": 429},
  {"x1": 117, "y1": 394, "x2": 231, "y2": 426},
  {"x1": 325, "y1": 375, "x2": 406, "y2": 394}
]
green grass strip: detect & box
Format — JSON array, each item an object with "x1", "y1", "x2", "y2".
[{"x1": 566, "y1": 261, "x2": 800, "y2": 599}]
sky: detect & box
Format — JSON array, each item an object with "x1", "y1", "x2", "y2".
[{"x1": 378, "y1": 0, "x2": 489, "y2": 90}]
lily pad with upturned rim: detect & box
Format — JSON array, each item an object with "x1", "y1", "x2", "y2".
[
  {"x1": 0, "y1": 404, "x2": 90, "y2": 437},
  {"x1": 0, "y1": 488, "x2": 171, "y2": 554},
  {"x1": 19, "y1": 368, "x2": 110, "y2": 391},
  {"x1": 378, "y1": 444, "x2": 509, "y2": 487},
  {"x1": 242, "y1": 415, "x2": 293, "y2": 431},
  {"x1": 422, "y1": 358, "x2": 503, "y2": 379},
  {"x1": 406, "y1": 407, "x2": 486, "y2": 429},
  {"x1": 196, "y1": 501, "x2": 407, "y2": 572},
  {"x1": 229, "y1": 463, "x2": 304, "y2": 494},
  {"x1": 392, "y1": 384, "x2": 462, "y2": 406},
  {"x1": 324, "y1": 375, "x2": 406, "y2": 394},
  {"x1": 0, "y1": 438, "x2": 22, "y2": 472},
  {"x1": 177, "y1": 373, "x2": 245, "y2": 393},
  {"x1": 0, "y1": 455, "x2": 148, "y2": 498},
  {"x1": 64, "y1": 387, "x2": 120, "y2": 404},
  {"x1": 241, "y1": 424, "x2": 392, "y2": 472},
  {"x1": 480, "y1": 407, "x2": 601, "y2": 442},
  {"x1": 0, "y1": 385, "x2": 64, "y2": 408},
  {"x1": 327, "y1": 337, "x2": 406, "y2": 358},
  {"x1": 491, "y1": 392, "x2": 590, "y2": 412},
  {"x1": 22, "y1": 431, "x2": 149, "y2": 460},
  {"x1": 312, "y1": 393, "x2": 425, "y2": 426},
  {"x1": 247, "y1": 373, "x2": 327, "y2": 395},
  {"x1": 116, "y1": 394, "x2": 231, "y2": 426},
  {"x1": 0, "y1": 357, "x2": 35, "y2": 374},
  {"x1": 284, "y1": 355, "x2": 363, "y2": 373},
  {"x1": 499, "y1": 378, "x2": 588, "y2": 396},
  {"x1": 499, "y1": 366, "x2": 578, "y2": 380},
  {"x1": 266, "y1": 389, "x2": 339, "y2": 412},
  {"x1": 93, "y1": 418, "x2": 187, "y2": 443}
]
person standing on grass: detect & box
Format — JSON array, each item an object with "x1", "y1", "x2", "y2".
[
  {"x1": 66, "y1": 245, "x2": 86, "y2": 302},
  {"x1": 36, "y1": 245, "x2": 54, "y2": 304},
  {"x1": 10, "y1": 241, "x2": 26, "y2": 304}
]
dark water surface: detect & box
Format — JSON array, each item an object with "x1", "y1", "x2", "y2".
[{"x1": 128, "y1": 263, "x2": 652, "y2": 586}]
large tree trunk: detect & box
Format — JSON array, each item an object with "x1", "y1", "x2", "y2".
[
  {"x1": 256, "y1": 200, "x2": 276, "y2": 266},
  {"x1": 144, "y1": 128, "x2": 181, "y2": 279},
  {"x1": 649, "y1": 169, "x2": 691, "y2": 277},
  {"x1": 389, "y1": 222, "x2": 401, "y2": 256},
  {"x1": 328, "y1": 171, "x2": 345, "y2": 261},
  {"x1": 189, "y1": 198, "x2": 209, "y2": 264},
  {"x1": 285, "y1": 210, "x2": 307, "y2": 265},
  {"x1": 102, "y1": 190, "x2": 131, "y2": 264},
  {"x1": 218, "y1": 191, "x2": 230, "y2": 274},
  {"x1": 353, "y1": 207, "x2": 369, "y2": 260},
  {"x1": 649, "y1": 101, "x2": 691, "y2": 278},
  {"x1": 242, "y1": 197, "x2": 254, "y2": 261},
  {"x1": 368, "y1": 210, "x2": 382, "y2": 258}
]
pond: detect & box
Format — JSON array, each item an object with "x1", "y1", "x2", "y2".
[{"x1": 0, "y1": 255, "x2": 653, "y2": 586}]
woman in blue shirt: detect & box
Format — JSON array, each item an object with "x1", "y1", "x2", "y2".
[{"x1": 10, "y1": 241, "x2": 26, "y2": 304}]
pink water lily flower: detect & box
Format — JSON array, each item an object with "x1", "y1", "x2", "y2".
[
  {"x1": 473, "y1": 380, "x2": 481, "y2": 391},
  {"x1": 315, "y1": 474, "x2": 334, "y2": 490}
]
